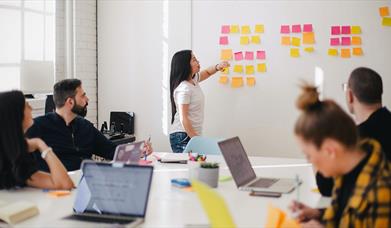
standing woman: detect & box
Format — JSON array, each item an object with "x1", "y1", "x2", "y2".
[
  {"x1": 169, "y1": 50, "x2": 229, "y2": 153},
  {"x1": 0, "y1": 90, "x2": 74, "y2": 190}
]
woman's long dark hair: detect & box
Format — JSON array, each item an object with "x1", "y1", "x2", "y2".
[
  {"x1": 170, "y1": 50, "x2": 192, "y2": 124},
  {"x1": 0, "y1": 90, "x2": 28, "y2": 188}
]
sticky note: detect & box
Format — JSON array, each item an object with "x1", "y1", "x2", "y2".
[
  {"x1": 220, "y1": 49, "x2": 233, "y2": 60},
  {"x1": 222, "y1": 68, "x2": 229, "y2": 74},
  {"x1": 256, "y1": 51, "x2": 266, "y2": 60},
  {"x1": 341, "y1": 48, "x2": 351, "y2": 58},
  {"x1": 251, "y1": 35, "x2": 261, "y2": 44},
  {"x1": 255, "y1": 24, "x2": 264, "y2": 33},
  {"x1": 351, "y1": 36, "x2": 362, "y2": 45},
  {"x1": 341, "y1": 26, "x2": 351, "y2": 34},
  {"x1": 292, "y1": 24, "x2": 301, "y2": 33},
  {"x1": 353, "y1": 47, "x2": 363, "y2": 56},
  {"x1": 221, "y1": 25, "x2": 230, "y2": 34},
  {"x1": 247, "y1": 77, "x2": 256, "y2": 87},
  {"x1": 219, "y1": 76, "x2": 229, "y2": 84},
  {"x1": 351, "y1": 26, "x2": 361, "y2": 34},
  {"x1": 265, "y1": 205, "x2": 286, "y2": 228},
  {"x1": 341, "y1": 37, "x2": 351, "y2": 46},
  {"x1": 219, "y1": 36, "x2": 228, "y2": 45},
  {"x1": 257, "y1": 63, "x2": 267, "y2": 73},
  {"x1": 382, "y1": 17, "x2": 391, "y2": 26},
  {"x1": 244, "y1": 51, "x2": 254, "y2": 60},
  {"x1": 233, "y1": 65, "x2": 243, "y2": 73},
  {"x1": 281, "y1": 218, "x2": 300, "y2": 228},
  {"x1": 234, "y1": 52, "x2": 243, "y2": 61},
  {"x1": 291, "y1": 37, "x2": 301, "y2": 47},
  {"x1": 241, "y1": 25, "x2": 251, "y2": 34},
  {"x1": 304, "y1": 47, "x2": 314, "y2": 53},
  {"x1": 231, "y1": 77, "x2": 243, "y2": 88},
  {"x1": 245, "y1": 65, "x2": 254, "y2": 75},
  {"x1": 48, "y1": 190, "x2": 71, "y2": 197},
  {"x1": 281, "y1": 25, "x2": 290, "y2": 34},
  {"x1": 303, "y1": 24, "x2": 313, "y2": 32},
  {"x1": 290, "y1": 48, "x2": 300, "y2": 57},
  {"x1": 330, "y1": 38, "x2": 340, "y2": 46},
  {"x1": 379, "y1": 6, "x2": 390, "y2": 17},
  {"x1": 281, "y1": 36, "x2": 290, "y2": 45},
  {"x1": 328, "y1": 48, "x2": 338, "y2": 56},
  {"x1": 302, "y1": 32, "x2": 315, "y2": 44},
  {"x1": 192, "y1": 180, "x2": 236, "y2": 228},
  {"x1": 331, "y1": 26, "x2": 340, "y2": 35},
  {"x1": 230, "y1": 25, "x2": 239, "y2": 33},
  {"x1": 240, "y1": 36, "x2": 249, "y2": 45}
]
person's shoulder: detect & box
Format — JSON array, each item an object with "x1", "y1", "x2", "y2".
[
  {"x1": 74, "y1": 116, "x2": 95, "y2": 127},
  {"x1": 33, "y1": 112, "x2": 56, "y2": 124},
  {"x1": 175, "y1": 81, "x2": 192, "y2": 92}
]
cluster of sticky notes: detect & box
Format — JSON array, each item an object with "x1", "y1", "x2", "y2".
[
  {"x1": 280, "y1": 24, "x2": 315, "y2": 58},
  {"x1": 379, "y1": 6, "x2": 391, "y2": 26},
  {"x1": 220, "y1": 24, "x2": 264, "y2": 45},
  {"x1": 328, "y1": 25, "x2": 363, "y2": 58},
  {"x1": 265, "y1": 204, "x2": 300, "y2": 228}
]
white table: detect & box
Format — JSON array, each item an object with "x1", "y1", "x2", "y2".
[{"x1": 0, "y1": 153, "x2": 330, "y2": 227}]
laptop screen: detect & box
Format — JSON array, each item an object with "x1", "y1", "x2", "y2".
[
  {"x1": 113, "y1": 141, "x2": 144, "y2": 164},
  {"x1": 218, "y1": 137, "x2": 257, "y2": 187},
  {"x1": 73, "y1": 162, "x2": 153, "y2": 217}
]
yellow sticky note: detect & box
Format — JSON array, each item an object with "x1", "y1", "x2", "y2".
[
  {"x1": 230, "y1": 25, "x2": 239, "y2": 33},
  {"x1": 218, "y1": 75, "x2": 229, "y2": 84},
  {"x1": 353, "y1": 47, "x2": 363, "y2": 56},
  {"x1": 291, "y1": 37, "x2": 301, "y2": 47},
  {"x1": 231, "y1": 77, "x2": 243, "y2": 88},
  {"x1": 192, "y1": 180, "x2": 236, "y2": 228},
  {"x1": 304, "y1": 47, "x2": 314, "y2": 53},
  {"x1": 222, "y1": 67, "x2": 229, "y2": 74},
  {"x1": 302, "y1": 32, "x2": 315, "y2": 44},
  {"x1": 341, "y1": 48, "x2": 351, "y2": 58},
  {"x1": 382, "y1": 17, "x2": 391, "y2": 26},
  {"x1": 281, "y1": 218, "x2": 300, "y2": 228},
  {"x1": 281, "y1": 36, "x2": 290, "y2": 45},
  {"x1": 255, "y1": 24, "x2": 264, "y2": 33},
  {"x1": 351, "y1": 36, "x2": 362, "y2": 45},
  {"x1": 351, "y1": 26, "x2": 361, "y2": 34},
  {"x1": 251, "y1": 35, "x2": 261, "y2": 44},
  {"x1": 240, "y1": 36, "x2": 249, "y2": 45},
  {"x1": 233, "y1": 65, "x2": 243, "y2": 73},
  {"x1": 245, "y1": 65, "x2": 254, "y2": 75},
  {"x1": 290, "y1": 48, "x2": 300, "y2": 57},
  {"x1": 257, "y1": 63, "x2": 267, "y2": 73},
  {"x1": 328, "y1": 48, "x2": 338, "y2": 56},
  {"x1": 241, "y1": 25, "x2": 251, "y2": 34},
  {"x1": 247, "y1": 77, "x2": 256, "y2": 87},
  {"x1": 379, "y1": 6, "x2": 390, "y2": 17},
  {"x1": 220, "y1": 49, "x2": 233, "y2": 60}
]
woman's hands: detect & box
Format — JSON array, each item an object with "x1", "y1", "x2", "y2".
[
  {"x1": 216, "y1": 61, "x2": 230, "y2": 71},
  {"x1": 289, "y1": 200, "x2": 322, "y2": 223}
]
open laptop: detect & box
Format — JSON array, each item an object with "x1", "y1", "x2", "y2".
[
  {"x1": 113, "y1": 141, "x2": 145, "y2": 164},
  {"x1": 65, "y1": 161, "x2": 153, "y2": 226},
  {"x1": 218, "y1": 137, "x2": 297, "y2": 193}
]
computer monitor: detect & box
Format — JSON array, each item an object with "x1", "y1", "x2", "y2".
[{"x1": 110, "y1": 112, "x2": 134, "y2": 134}]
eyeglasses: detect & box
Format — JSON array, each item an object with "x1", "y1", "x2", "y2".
[{"x1": 342, "y1": 82, "x2": 348, "y2": 92}]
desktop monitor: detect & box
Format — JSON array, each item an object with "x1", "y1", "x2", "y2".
[{"x1": 110, "y1": 112, "x2": 135, "y2": 134}]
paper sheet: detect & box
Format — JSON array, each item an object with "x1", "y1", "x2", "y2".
[
  {"x1": 352, "y1": 47, "x2": 363, "y2": 56},
  {"x1": 231, "y1": 77, "x2": 243, "y2": 88},
  {"x1": 280, "y1": 25, "x2": 290, "y2": 34},
  {"x1": 351, "y1": 26, "x2": 361, "y2": 34},
  {"x1": 233, "y1": 65, "x2": 243, "y2": 73},
  {"x1": 341, "y1": 37, "x2": 351, "y2": 46},
  {"x1": 221, "y1": 25, "x2": 230, "y2": 34},
  {"x1": 281, "y1": 36, "x2": 290, "y2": 45},
  {"x1": 219, "y1": 36, "x2": 228, "y2": 45},
  {"x1": 240, "y1": 36, "x2": 250, "y2": 45},
  {"x1": 341, "y1": 26, "x2": 351, "y2": 34},
  {"x1": 220, "y1": 49, "x2": 233, "y2": 60},
  {"x1": 245, "y1": 51, "x2": 254, "y2": 60},
  {"x1": 241, "y1": 25, "x2": 251, "y2": 34},
  {"x1": 257, "y1": 63, "x2": 267, "y2": 72},
  {"x1": 302, "y1": 32, "x2": 315, "y2": 44},
  {"x1": 256, "y1": 51, "x2": 266, "y2": 60},
  {"x1": 251, "y1": 35, "x2": 261, "y2": 44},
  {"x1": 218, "y1": 76, "x2": 229, "y2": 84},
  {"x1": 230, "y1": 25, "x2": 240, "y2": 33},
  {"x1": 382, "y1": 17, "x2": 391, "y2": 26},
  {"x1": 328, "y1": 48, "x2": 338, "y2": 56},
  {"x1": 290, "y1": 48, "x2": 300, "y2": 57},
  {"x1": 330, "y1": 38, "x2": 340, "y2": 46},
  {"x1": 255, "y1": 24, "x2": 264, "y2": 33},
  {"x1": 331, "y1": 26, "x2": 340, "y2": 35},
  {"x1": 245, "y1": 65, "x2": 255, "y2": 75},
  {"x1": 234, "y1": 52, "x2": 243, "y2": 61},
  {"x1": 351, "y1": 36, "x2": 361, "y2": 45},
  {"x1": 291, "y1": 37, "x2": 301, "y2": 47},
  {"x1": 304, "y1": 47, "x2": 314, "y2": 53},
  {"x1": 303, "y1": 24, "x2": 313, "y2": 32},
  {"x1": 379, "y1": 6, "x2": 390, "y2": 17},
  {"x1": 341, "y1": 48, "x2": 351, "y2": 58},
  {"x1": 292, "y1": 24, "x2": 301, "y2": 33},
  {"x1": 247, "y1": 77, "x2": 256, "y2": 87}
]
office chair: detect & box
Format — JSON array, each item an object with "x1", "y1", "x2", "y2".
[
  {"x1": 45, "y1": 95, "x2": 55, "y2": 113},
  {"x1": 183, "y1": 136, "x2": 223, "y2": 155}
]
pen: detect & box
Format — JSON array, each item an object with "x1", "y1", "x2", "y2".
[
  {"x1": 144, "y1": 135, "x2": 151, "y2": 160},
  {"x1": 295, "y1": 174, "x2": 300, "y2": 202}
]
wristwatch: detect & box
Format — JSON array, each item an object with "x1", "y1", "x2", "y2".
[{"x1": 41, "y1": 147, "x2": 52, "y2": 159}]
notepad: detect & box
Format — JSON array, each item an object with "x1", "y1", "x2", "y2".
[{"x1": 0, "y1": 201, "x2": 39, "y2": 224}]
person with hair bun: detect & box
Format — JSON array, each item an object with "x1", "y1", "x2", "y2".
[{"x1": 290, "y1": 83, "x2": 390, "y2": 228}]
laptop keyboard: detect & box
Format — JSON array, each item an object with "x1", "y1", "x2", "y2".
[
  {"x1": 248, "y1": 178, "x2": 278, "y2": 188},
  {"x1": 67, "y1": 214, "x2": 136, "y2": 224}
]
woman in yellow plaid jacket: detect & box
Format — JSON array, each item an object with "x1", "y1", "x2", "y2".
[{"x1": 290, "y1": 83, "x2": 390, "y2": 228}]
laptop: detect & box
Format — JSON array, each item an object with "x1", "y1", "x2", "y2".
[
  {"x1": 113, "y1": 141, "x2": 145, "y2": 164},
  {"x1": 218, "y1": 137, "x2": 297, "y2": 193},
  {"x1": 65, "y1": 161, "x2": 153, "y2": 226}
]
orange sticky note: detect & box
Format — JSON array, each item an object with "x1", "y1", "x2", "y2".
[
  {"x1": 230, "y1": 25, "x2": 239, "y2": 33},
  {"x1": 351, "y1": 36, "x2": 362, "y2": 45},
  {"x1": 247, "y1": 77, "x2": 256, "y2": 87},
  {"x1": 220, "y1": 49, "x2": 233, "y2": 60},
  {"x1": 281, "y1": 36, "x2": 290, "y2": 45},
  {"x1": 341, "y1": 48, "x2": 351, "y2": 58},
  {"x1": 233, "y1": 65, "x2": 243, "y2": 73},
  {"x1": 351, "y1": 26, "x2": 361, "y2": 34},
  {"x1": 251, "y1": 35, "x2": 261, "y2": 44},
  {"x1": 245, "y1": 65, "x2": 254, "y2": 75},
  {"x1": 240, "y1": 36, "x2": 250, "y2": 45},
  {"x1": 304, "y1": 47, "x2": 314, "y2": 53},
  {"x1": 328, "y1": 48, "x2": 338, "y2": 56},
  {"x1": 257, "y1": 63, "x2": 267, "y2": 73},
  {"x1": 290, "y1": 48, "x2": 300, "y2": 57},
  {"x1": 265, "y1": 205, "x2": 286, "y2": 228},
  {"x1": 382, "y1": 17, "x2": 391, "y2": 26},
  {"x1": 291, "y1": 37, "x2": 301, "y2": 47},
  {"x1": 353, "y1": 47, "x2": 363, "y2": 56},
  {"x1": 241, "y1": 25, "x2": 251, "y2": 34},
  {"x1": 281, "y1": 218, "x2": 300, "y2": 228},
  {"x1": 231, "y1": 77, "x2": 243, "y2": 88},
  {"x1": 379, "y1": 6, "x2": 390, "y2": 17},
  {"x1": 302, "y1": 32, "x2": 315, "y2": 44},
  {"x1": 255, "y1": 24, "x2": 264, "y2": 33},
  {"x1": 219, "y1": 75, "x2": 229, "y2": 84},
  {"x1": 48, "y1": 190, "x2": 71, "y2": 197}
]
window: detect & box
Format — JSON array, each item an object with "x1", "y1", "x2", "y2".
[{"x1": 0, "y1": 0, "x2": 55, "y2": 92}]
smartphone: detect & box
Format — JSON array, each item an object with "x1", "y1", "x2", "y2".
[{"x1": 249, "y1": 191, "x2": 282, "y2": 198}]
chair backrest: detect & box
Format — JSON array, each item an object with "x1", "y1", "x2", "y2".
[
  {"x1": 183, "y1": 136, "x2": 222, "y2": 155},
  {"x1": 45, "y1": 94, "x2": 55, "y2": 113}
]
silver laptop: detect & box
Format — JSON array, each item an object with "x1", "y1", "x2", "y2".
[
  {"x1": 113, "y1": 141, "x2": 145, "y2": 164},
  {"x1": 218, "y1": 137, "x2": 297, "y2": 193},
  {"x1": 65, "y1": 161, "x2": 153, "y2": 226}
]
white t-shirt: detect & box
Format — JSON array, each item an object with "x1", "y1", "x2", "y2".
[{"x1": 170, "y1": 73, "x2": 205, "y2": 135}]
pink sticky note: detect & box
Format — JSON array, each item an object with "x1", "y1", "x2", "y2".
[
  {"x1": 292, "y1": 24, "x2": 301, "y2": 33},
  {"x1": 331, "y1": 26, "x2": 340, "y2": 35},
  {"x1": 303, "y1": 24, "x2": 313, "y2": 32},
  {"x1": 256, "y1": 51, "x2": 266, "y2": 60},
  {"x1": 341, "y1": 37, "x2": 351, "y2": 46},
  {"x1": 330, "y1": 38, "x2": 340, "y2": 46},
  {"x1": 280, "y1": 25, "x2": 290, "y2": 34},
  {"x1": 219, "y1": 36, "x2": 228, "y2": 45},
  {"x1": 234, "y1": 52, "x2": 243, "y2": 61},
  {"x1": 221, "y1": 25, "x2": 230, "y2": 34},
  {"x1": 244, "y1": 51, "x2": 254, "y2": 60},
  {"x1": 341, "y1": 26, "x2": 351, "y2": 34}
]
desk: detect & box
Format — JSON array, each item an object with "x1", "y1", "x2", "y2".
[{"x1": 0, "y1": 153, "x2": 330, "y2": 227}]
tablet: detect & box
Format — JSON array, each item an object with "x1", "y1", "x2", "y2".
[{"x1": 113, "y1": 141, "x2": 145, "y2": 164}]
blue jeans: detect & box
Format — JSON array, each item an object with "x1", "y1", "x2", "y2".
[{"x1": 169, "y1": 132, "x2": 190, "y2": 153}]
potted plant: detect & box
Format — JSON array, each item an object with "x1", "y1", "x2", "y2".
[{"x1": 197, "y1": 162, "x2": 219, "y2": 188}]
